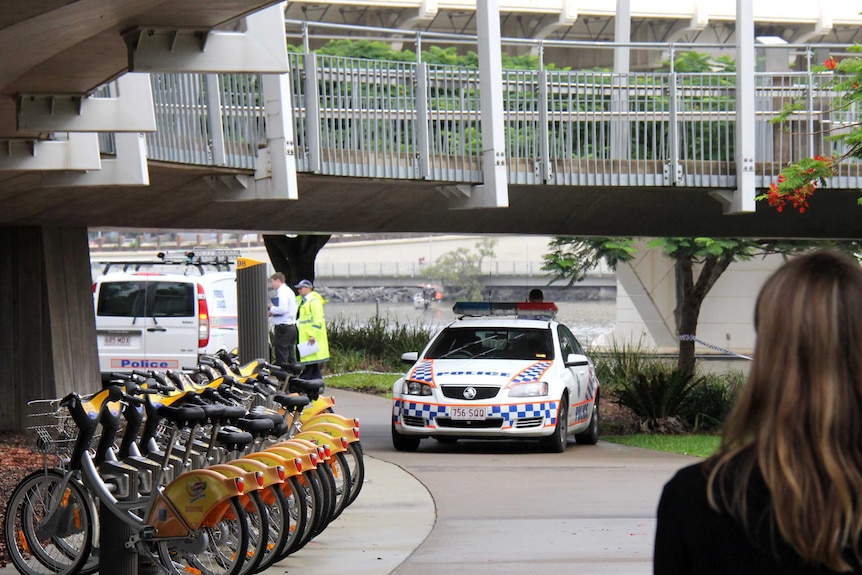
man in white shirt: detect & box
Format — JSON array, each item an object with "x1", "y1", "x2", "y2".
[{"x1": 268, "y1": 272, "x2": 299, "y2": 367}]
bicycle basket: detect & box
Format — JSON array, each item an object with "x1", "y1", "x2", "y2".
[{"x1": 27, "y1": 399, "x2": 80, "y2": 457}]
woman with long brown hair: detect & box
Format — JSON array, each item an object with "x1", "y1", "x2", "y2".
[{"x1": 655, "y1": 250, "x2": 862, "y2": 574}]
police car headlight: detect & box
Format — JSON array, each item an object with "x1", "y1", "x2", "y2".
[
  {"x1": 508, "y1": 381, "x2": 549, "y2": 397},
  {"x1": 402, "y1": 380, "x2": 432, "y2": 396}
]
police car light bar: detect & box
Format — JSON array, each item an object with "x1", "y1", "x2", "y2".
[{"x1": 452, "y1": 301, "x2": 558, "y2": 318}]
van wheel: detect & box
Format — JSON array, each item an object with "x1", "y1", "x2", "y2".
[{"x1": 392, "y1": 424, "x2": 420, "y2": 452}]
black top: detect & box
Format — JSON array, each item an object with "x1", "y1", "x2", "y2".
[{"x1": 654, "y1": 462, "x2": 861, "y2": 575}]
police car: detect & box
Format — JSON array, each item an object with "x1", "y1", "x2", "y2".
[{"x1": 391, "y1": 302, "x2": 600, "y2": 452}]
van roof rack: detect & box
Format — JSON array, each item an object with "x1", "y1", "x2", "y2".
[{"x1": 99, "y1": 249, "x2": 240, "y2": 275}]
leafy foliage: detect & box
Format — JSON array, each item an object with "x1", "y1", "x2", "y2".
[
  {"x1": 766, "y1": 46, "x2": 862, "y2": 210},
  {"x1": 327, "y1": 315, "x2": 434, "y2": 372},
  {"x1": 613, "y1": 368, "x2": 703, "y2": 433},
  {"x1": 542, "y1": 237, "x2": 636, "y2": 284},
  {"x1": 589, "y1": 338, "x2": 666, "y2": 392},
  {"x1": 658, "y1": 51, "x2": 737, "y2": 73},
  {"x1": 680, "y1": 371, "x2": 745, "y2": 431},
  {"x1": 288, "y1": 40, "x2": 560, "y2": 70},
  {"x1": 421, "y1": 238, "x2": 497, "y2": 301},
  {"x1": 545, "y1": 238, "x2": 862, "y2": 377}
]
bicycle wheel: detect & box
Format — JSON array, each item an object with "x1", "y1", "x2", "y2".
[
  {"x1": 328, "y1": 452, "x2": 352, "y2": 521},
  {"x1": 252, "y1": 485, "x2": 290, "y2": 573},
  {"x1": 291, "y1": 471, "x2": 324, "y2": 552},
  {"x1": 273, "y1": 476, "x2": 308, "y2": 561},
  {"x1": 4, "y1": 469, "x2": 94, "y2": 575},
  {"x1": 157, "y1": 496, "x2": 249, "y2": 575},
  {"x1": 343, "y1": 441, "x2": 365, "y2": 507},
  {"x1": 238, "y1": 491, "x2": 268, "y2": 575},
  {"x1": 312, "y1": 464, "x2": 336, "y2": 536}
]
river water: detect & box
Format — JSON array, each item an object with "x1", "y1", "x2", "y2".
[{"x1": 325, "y1": 300, "x2": 616, "y2": 347}]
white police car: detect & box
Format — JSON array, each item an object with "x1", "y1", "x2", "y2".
[{"x1": 391, "y1": 302, "x2": 600, "y2": 452}]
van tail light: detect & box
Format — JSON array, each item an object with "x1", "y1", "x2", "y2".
[{"x1": 197, "y1": 284, "x2": 210, "y2": 348}]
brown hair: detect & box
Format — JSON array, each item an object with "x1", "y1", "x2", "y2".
[
  {"x1": 707, "y1": 250, "x2": 862, "y2": 571},
  {"x1": 270, "y1": 272, "x2": 285, "y2": 283}
]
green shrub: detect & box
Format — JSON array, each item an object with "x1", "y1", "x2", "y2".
[
  {"x1": 681, "y1": 370, "x2": 745, "y2": 431},
  {"x1": 613, "y1": 368, "x2": 703, "y2": 433},
  {"x1": 589, "y1": 338, "x2": 669, "y2": 392},
  {"x1": 327, "y1": 315, "x2": 434, "y2": 372}
]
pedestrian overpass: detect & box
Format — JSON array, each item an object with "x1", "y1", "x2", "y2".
[{"x1": 2, "y1": 0, "x2": 862, "y2": 429}]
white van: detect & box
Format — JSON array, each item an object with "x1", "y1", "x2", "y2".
[{"x1": 93, "y1": 253, "x2": 239, "y2": 378}]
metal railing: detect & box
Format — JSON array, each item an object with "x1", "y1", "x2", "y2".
[{"x1": 139, "y1": 31, "x2": 862, "y2": 191}]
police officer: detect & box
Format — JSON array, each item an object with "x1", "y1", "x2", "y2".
[{"x1": 294, "y1": 279, "x2": 330, "y2": 381}]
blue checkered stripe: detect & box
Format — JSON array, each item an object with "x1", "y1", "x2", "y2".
[
  {"x1": 509, "y1": 361, "x2": 551, "y2": 384},
  {"x1": 393, "y1": 399, "x2": 558, "y2": 427},
  {"x1": 492, "y1": 401, "x2": 558, "y2": 426},
  {"x1": 408, "y1": 360, "x2": 435, "y2": 384},
  {"x1": 393, "y1": 399, "x2": 447, "y2": 423},
  {"x1": 585, "y1": 372, "x2": 598, "y2": 401}
]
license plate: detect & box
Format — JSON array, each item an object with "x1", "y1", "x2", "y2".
[
  {"x1": 103, "y1": 335, "x2": 132, "y2": 347},
  {"x1": 450, "y1": 407, "x2": 486, "y2": 420}
]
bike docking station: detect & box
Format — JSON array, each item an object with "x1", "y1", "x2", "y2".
[{"x1": 97, "y1": 403, "x2": 159, "y2": 575}]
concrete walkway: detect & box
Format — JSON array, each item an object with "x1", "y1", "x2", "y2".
[{"x1": 258, "y1": 455, "x2": 434, "y2": 575}]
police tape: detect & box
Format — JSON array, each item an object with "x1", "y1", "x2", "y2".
[{"x1": 678, "y1": 334, "x2": 752, "y2": 360}]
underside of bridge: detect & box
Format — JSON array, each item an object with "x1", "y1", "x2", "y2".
[
  {"x1": 2, "y1": 1, "x2": 862, "y2": 429},
  {"x1": 1, "y1": 165, "x2": 860, "y2": 239}
]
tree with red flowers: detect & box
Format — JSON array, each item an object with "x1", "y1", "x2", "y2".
[{"x1": 760, "y1": 47, "x2": 862, "y2": 212}]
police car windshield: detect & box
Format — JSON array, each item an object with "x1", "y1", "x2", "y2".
[{"x1": 428, "y1": 328, "x2": 554, "y2": 361}]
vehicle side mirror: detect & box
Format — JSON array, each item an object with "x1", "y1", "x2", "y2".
[
  {"x1": 401, "y1": 351, "x2": 419, "y2": 365},
  {"x1": 565, "y1": 353, "x2": 589, "y2": 367}
]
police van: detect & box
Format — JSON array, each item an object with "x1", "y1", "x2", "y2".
[{"x1": 93, "y1": 250, "x2": 239, "y2": 380}]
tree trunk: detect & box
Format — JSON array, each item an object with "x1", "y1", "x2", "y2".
[
  {"x1": 263, "y1": 234, "x2": 331, "y2": 287},
  {"x1": 674, "y1": 254, "x2": 733, "y2": 378}
]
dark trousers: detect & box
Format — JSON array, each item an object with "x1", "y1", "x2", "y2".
[
  {"x1": 273, "y1": 323, "x2": 298, "y2": 368},
  {"x1": 299, "y1": 362, "x2": 324, "y2": 383}
]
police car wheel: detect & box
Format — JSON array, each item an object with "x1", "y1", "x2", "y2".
[
  {"x1": 575, "y1": 402, "x2": 600, "y2": 446},
  {"x1": 434, "y1": 436, "x2": 458, "y2": 444},
  {"x1": 540, "y1": 396, "x2": 568, "y2": 453},
  {"x1": 392, "y1": 424, "x2": 421, "y2": 452}
]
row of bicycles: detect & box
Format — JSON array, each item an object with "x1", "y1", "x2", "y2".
[{"x1": 3, "y1": 350, "x2": 364, "y2": 575}]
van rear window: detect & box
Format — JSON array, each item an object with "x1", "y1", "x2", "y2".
[
  {"x1": 151, "y1": 282, "x2": 194, "y2": 317},
  {"x1": 97, "y1": 282, "x2": 146, "y2": 317},
  {"x1": 97, "y1": 281, "x2": 194, "y2": 318}
]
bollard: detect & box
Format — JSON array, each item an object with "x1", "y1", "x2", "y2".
[
  {"x1": 236, "y1": 257, "x2": 270, "y2": 363},
  {"x1": 100, "y1": 510, "x2": 137, "y2": 575}
]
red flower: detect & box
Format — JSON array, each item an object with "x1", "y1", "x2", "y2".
[{"x1": 825, "y1": 56, "x2": 837, "y2": 70}]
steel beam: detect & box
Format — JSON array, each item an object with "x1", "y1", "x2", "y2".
[
  {"x1": 126, "y1": 3, "x2": 289, "y2": 73},
  {"x1": 0, "y1": 133, "x2": 100, "y2": 171},
  {"x1": 42, "y1": 133, "x2": 149, "y2": 186},
  {"x1": 17, "y1": 74, "x2": 156, "y2": 133}
]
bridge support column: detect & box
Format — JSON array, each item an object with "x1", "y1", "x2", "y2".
[
  {"x1": 449, "y1": 0, "x2": 508, "y2": 209},
  {"x1": 731, "y1": 0, "x2": 756, "y2": 213},
  {"x1": 0, "y1": 226, "x2": 100, "y2": 431}
]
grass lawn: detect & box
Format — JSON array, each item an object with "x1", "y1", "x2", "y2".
[
  {"x1": 326, "y1": 371, "x2": 396, "y2": 397},
  {"x1": 602, "y1": 434, "x2": 721, "y2": 458}
]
